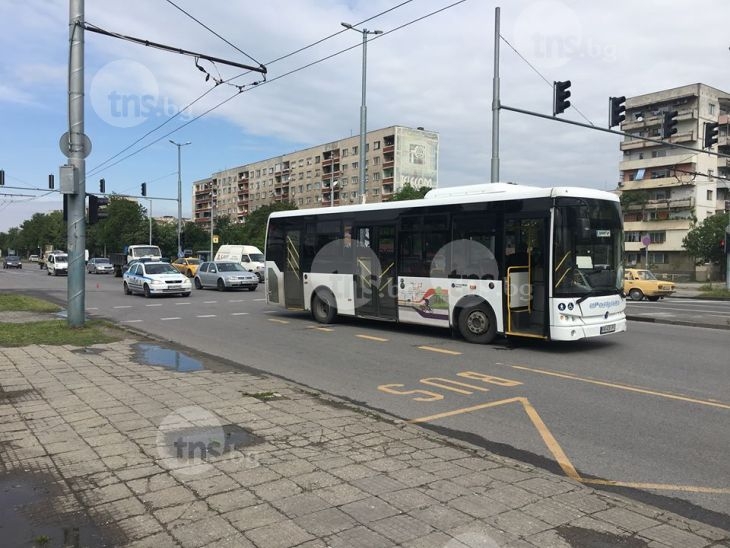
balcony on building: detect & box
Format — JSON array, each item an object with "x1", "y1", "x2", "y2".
[
  {"x1": 382, "y1": 134, "x2": 395, "y2": 153},
  {"x1": 322, "y1": 149, "x2": 340, "y2": 168}
]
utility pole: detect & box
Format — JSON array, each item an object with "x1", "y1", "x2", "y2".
[
  {"x1": 170, "y1": 140, "x2": 191, "y2": 259},
  {"x1": 67, "y1": 0, "x2": 86, "y2": 327},
  {"x1": 491, "y1": 6, "x2": 500, "y2": 183}
]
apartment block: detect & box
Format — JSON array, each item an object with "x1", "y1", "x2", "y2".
[
  {"x1": 192, "y1": 125, "x2": 439, "y2": 227},
  {"x1": 618, "y1": 83, "x2": 730, "y2": 275}
]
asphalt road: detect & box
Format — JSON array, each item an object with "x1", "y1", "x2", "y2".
[{"x1": 2, "y1": 267, "x2": 729, "y2": 530}]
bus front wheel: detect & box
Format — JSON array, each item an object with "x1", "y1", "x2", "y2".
[
  {"x1": 312, "y1": 290, "x2": 337, "y2": 324},
  {"x1": 458, "y1": 304, "x2": 497, "y2": 344}
]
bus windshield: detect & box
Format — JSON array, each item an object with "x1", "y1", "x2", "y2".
[{"x1": 553, "y1": 198, "x2": 624, "y2": 298}]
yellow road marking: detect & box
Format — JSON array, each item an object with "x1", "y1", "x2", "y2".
[
  {"x1": 418, "y1": 346, "x2": 462, "y2": 356},
  {"x1": 357, "y1": 334, "x2": 389, "y2": 342},
  {"x1": 268, "y1": 318, "x2": 290, "y2": 324},
  {"x1": 408, "y1": 397, "x2": 580, "y2": 481},
  {"x1": 511, "y1": 365, "x2": 730, "y2": 410},
  {"x1": 306, "y1": 325, "x2": 333, "y2": 332}
]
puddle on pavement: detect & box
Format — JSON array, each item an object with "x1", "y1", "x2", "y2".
[
  {"x1": 0, "y1": 471, "x2": 123, "y2": 547},
  {"x1": 556, "y1": 525, "x2": 649, "y2": 547},
  {"x1": 134, "y1": 343, "x2": 205, "y2": 372}
]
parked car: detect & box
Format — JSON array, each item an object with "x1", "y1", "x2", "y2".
[
  {"x1": 87, "y1": 257, "x2": 114, "y2": 274},
  {"x1": 194, "y1": 261, "x2": 259, "y2": 291},
  {"x1": 171, "y1": 257, "x2": 201, "y2": 278},
  {"x1": 123, "y1": 261, "x2": 192, "y2": 297},
  {"x1": 3, "y1": 255, "x2": 22, "y2": 269},
  {"x1": 623, "y1": 268, "x2": 676, "y2": 301},
  {"x1": 28, "y1": 254, "x2": 39, "y2": 263}
]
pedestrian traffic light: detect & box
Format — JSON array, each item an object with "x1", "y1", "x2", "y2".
[
  {"x1": 609, "y1": 96, "x2": 626, "y2": 128},
  {"x1": 553, "y1": 80, "x2": 571, "y2": 116},
  {"x1": 88, "y1": 194, "x2": 110, "y2": 224},
  {"x1": 49, "y1": 174, "x2": 55, "y2": 189},
  {"x1": 63, "y1": 194, "x2": 68, "y2": 221},
  {"x1": 141, "y1": 182, "x2": 147, "y2": 196},
  {"x1": 0, "y1": 169, "x2": 4, "y2": 186},
  {"x1": 703, "y1": 122, "x2": 719, "y2": 149},
  {"x1": 100, "y1": 178, "x2": 105, "y2": 193},
  {"x1": 662, "y1": 110, "x2": 678, "y2": 139}
]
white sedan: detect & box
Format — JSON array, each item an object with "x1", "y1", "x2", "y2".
[{"x1": 123, "y1": 261, "x2": 192, "y2": 297}]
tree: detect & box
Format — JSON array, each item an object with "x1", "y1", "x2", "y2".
[
  {"x1": 388, "y1": 183, "x2": 431, "y2": 201},
  {"x1": 94, "y1": 195, "x2": 148, "y2": 253},
  {"x1": 682, "y1": 213, "x2": 729, "y2": 271}
]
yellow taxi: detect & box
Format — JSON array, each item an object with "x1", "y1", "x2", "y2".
[
  {"x1": 171, "y1": 257, "x2": 201, "y2": 278},
  {"x1": 623, "y1": 268, "x2": 676, "y2": 301}
]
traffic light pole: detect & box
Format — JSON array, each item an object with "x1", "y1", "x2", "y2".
[
  {"x1": 500, "y1": 104, "x2": 730, "y2": 160},
  {"x1": 490, "y1": 6, "x2": 500, "y2": 183},
  {"x1": 67, "y1": 0, "x2": 86, "y2": 327}
]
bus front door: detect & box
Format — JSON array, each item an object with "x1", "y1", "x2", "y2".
[
  {"x1": 504, "y1": 216, "x2": 548, "y2": 339},
  {"x1": 354, "y1": 225, "x2": 397, "y2": 320}
]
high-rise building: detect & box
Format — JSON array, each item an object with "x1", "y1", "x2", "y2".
[
  {"x1": 192, "y1": 125, "x2": 439, "y2": 227},
  {"x1": 618, "y1": 83, "x2": 730, "y2": 275}
]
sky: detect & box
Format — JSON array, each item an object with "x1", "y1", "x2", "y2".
[{"x1": 1, "y1": 0, "x2": 729, "y2": 232}]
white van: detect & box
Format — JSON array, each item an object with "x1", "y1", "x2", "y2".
[
  {"x1": 214, "y1": 245, "x2": 265, "y2": 281},
  {"x1": 46, "y1": 252, "x2": 69, "y2": 276}
]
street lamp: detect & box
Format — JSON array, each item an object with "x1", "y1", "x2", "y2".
[
  {"x1": 341, "y1": 21, "x2": 382, "y2": 204},
  {"x1": 169, "y1": 139, "x2": 191, "y2": 258}
]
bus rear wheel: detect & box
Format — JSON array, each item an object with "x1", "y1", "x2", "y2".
[
  {"x1": 458, "y1": 304, "x2": 497, "y2": 344},
  {"x1": 312, "y1": 290, "x2": 337, "y2": 324}
]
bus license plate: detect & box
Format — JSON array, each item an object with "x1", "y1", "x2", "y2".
[{"x1": 600, "y1": 324, "x2": 616, "y2": 334}]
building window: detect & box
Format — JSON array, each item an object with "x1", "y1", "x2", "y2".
[
  {"x1": 299, "y1": 159, "x2": 304, "y2": 167},
  {"x1": 306, "y1": 157, "x2": 312, "y2": 165},
  {"x1": 306, "y1": 170, "x2": 312, "y2": 178},
  {"x1": 315, "y1": 156, "x2": 320, "y2": 163},
  {"x1": 352, "y1": 146, "x2": 358, "y2": 155},
  {"x1": 352, "y1": 162, "x2": 358, "y2": 169},
  {"x1": 649, "y1": 231, "x2": 665, "y2": 243},
  {"x1": 651, "y1": 150, "x2": 666, "y2": 158},
  {"x1": 709, "y1": 103, "x2": 716, "y2": 115},
  {"x1": 298, "y1": 173, "x2": 304, "y2": 180},
  {"x1": 708, "y1": 169, "x2": 714, "y2": 181},
  {"x1": 342, "y1": 149, "x2": 349, "y2": 157},
  {"x1": 306, "y1": 184, "x2": 312, "y2": 191},
  {"x1": 351, "y1": 176, "x2": 358, "y2": 184},
  {"x1": 649, "y1": 252, "x2": 667, "y2": 264},
  {"x1": 373, "y1": 172, "x2": 381, "y2": 181},
  {"x1": 373, "y1": 157, "x2": 380, "y2": 165},
  {"x1": 707, "y1": 189, "x2": 713, "y2": 201},
  {"x1": 374, "y1": 140, "x2": 380, "y2": 150},
  {"x1": 625, "y1": 231, "x2": 641, "y2": 242}
]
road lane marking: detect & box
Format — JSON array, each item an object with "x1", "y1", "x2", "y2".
[
  {"x1": 160, "y1": 317, "x2": 182, "y2": 321},
  {"x1": 409, "y1": 397, "x2": 581, "y2": 481},
  {"x1": 356, "y1": 334, "x2": 389, "y2": 342},
  {"x1": 229, "y1": 299, "x2": 245, "y2": 303},
  {"x1": 113, "y1": 305, "x2": 132, "y2": 309},
  {"x1": 307, "y1": 325, "x2": 333, "y2": 332},
  {"x1": 254, "y1": 298, "x2": 266, "y2": 302},
  {"x1": 175, "y1": 302, "x2": 191, "y2": 305},
  {"x1": 230, "y1": 312, "x2": 249, "y2": 316},
  {"x1": 121, "y1": 319, "x2": 143, "y2": 323},
  {"x1": 86, "y1": 307, "x2": 98, "y2": 311},
  {"x1": 268, "y1": 318, "x2": 289, "y2": 324},
  {"x1": 196, "y1": 314, "x2": 216, "y2": 318},
  {"x1": 203, "y1": 300, "x2": 217, "y2": 304},
  {"x1": 510, "y1": 365, "x2": 730, "y2": 410},
  {"x1": 418, "y1": 346, "x2": 462, "y2": 356},
  {"x1": 145, "y1": 304, "x2": 162, "y2": 307}
]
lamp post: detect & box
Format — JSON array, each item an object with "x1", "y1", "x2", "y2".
[
  {"x1": 148, "y1": 199, "x2": 152, "y2": 245},
  {"x1": 169, "y1": 140, "x2": 191, "y2": 258},
  {"x1": 341, "y1": 22, "x2": 382, "y2": 204}
]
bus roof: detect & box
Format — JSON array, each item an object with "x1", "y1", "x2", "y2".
[{"x1": 268, "y1": 182, "x2": 619, "y2": 219}]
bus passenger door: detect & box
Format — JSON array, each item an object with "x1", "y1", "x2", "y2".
[
  {"x1": 284, "y1": 229, "x2": 304, "y2": 309},
  {"x1": 354, "y1": 225, "x2": 397, "y2": 319},
  {"x1": 504, "y1": 216, "x2": 548, "y2": 339}
]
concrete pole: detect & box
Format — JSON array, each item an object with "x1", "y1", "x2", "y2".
[
  {"x1": 359, "y1": 30, "x2": 367, "y2": 204},
  {"x1": 67, "y1": 0, "x2": 86, "y2": 327},
  {"x1": 490, "y1": 7, "x2": 500, "y2": 183}
]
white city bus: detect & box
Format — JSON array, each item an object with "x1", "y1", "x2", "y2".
[{"x1": 265, "y1": 183, "x2": 626, "y2": 344}]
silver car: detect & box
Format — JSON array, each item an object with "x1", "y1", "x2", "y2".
[
  {"x1": 87, "y1": 257, "x2": 114, "y2": 274},
  {"x1": 194, "y1": 261, "x2": 259, "y2": 291}
]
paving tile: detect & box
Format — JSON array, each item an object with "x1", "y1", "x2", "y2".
[
  {"x1": 245, "y1": 519, "x2": 314, "y2": 548},
  {"x1": 170, "y1": 515, "x2": 240, "y2": 548},
  {"x1": 224, "y1": 503, "x2": 287, "y2": 532},
  {"x1": 339, "y1": 496, "x2": 400, "y2": 523},
  {"x1": 368, "y1": 513, "x2": 433, "y2": 544}
]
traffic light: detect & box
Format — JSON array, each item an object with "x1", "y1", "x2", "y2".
[
  {"x1": 100, "y1": 178, "x2": 105, "y2": 193},
  {"x1": 88, "y1": 195, "x2": 110, "y2": 224},
  {"x1": 49, "y1": 174, "x2": 55, "y2": 189},
  {"x1": 720, "y1": 239, "x2": 726, "y2": 254},
  {"x1": 0, "y1": 169, "x2": 4, "y2": 185},
  {"x1": 609, "y1": 96, "x2": 626, "y2": 128},
  {"x1": 63, "y1": 194, "x2": 68, "y2": 221},
  {"x1": 703, "y1": 122, "x2": 719, "y2": 149},
  {"x1": 141, "y1": 182, "x2": 147, "y2": 196},
  {"x1": 553, "y1": 80, "x2": 571, "y2": 116},
  {"x1": 662, "y1": 110, "x2": 678, "y2": 139}
]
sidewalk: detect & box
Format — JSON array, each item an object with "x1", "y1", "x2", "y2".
[{"x1": 1, "y1": 337, "x2": 728, "y2": 547}]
